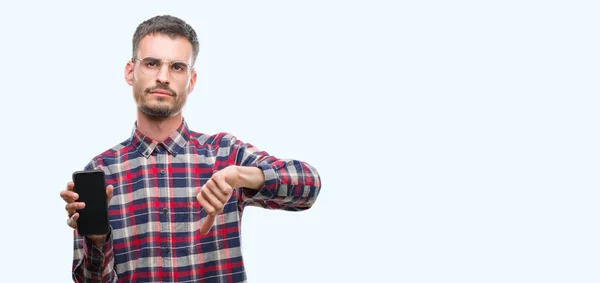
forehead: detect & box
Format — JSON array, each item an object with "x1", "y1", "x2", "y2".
[{"x1": 137, "y1": 33, "x2": 193, "y2": 63}]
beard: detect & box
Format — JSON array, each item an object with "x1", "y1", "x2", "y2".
[
  {"x1": 139, "y1": 103, "x2": 174, "y2": 118},
  {"x1": 134, "y1": 82, "x2": 187, "y2": 118}
]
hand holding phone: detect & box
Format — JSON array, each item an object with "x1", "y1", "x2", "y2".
[
  {"x1": 62, "y1": 170, "x2": 113, "y2": 237},
  {"x1": 72, "y1": 169, "x2": 110, "y2": 236}
]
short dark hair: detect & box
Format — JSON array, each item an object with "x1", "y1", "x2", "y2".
[{"x1": 132, "y1": 15, "x2": 200, "y2": 65}]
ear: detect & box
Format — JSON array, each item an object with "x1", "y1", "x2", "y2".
[
  {"x1": 187, "y1": 69, "x2": 198, "y2": 94},
  {"x1": 125, "y1": 60, "x2": 135, "y2": 86}
]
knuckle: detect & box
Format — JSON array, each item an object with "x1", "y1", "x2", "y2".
[
  {"x1": 207, "y1": 179, "x2": 216, "y2": 188},
  {"x1": 223, "y1": 195, "x2": 231, "y2": 203},
  {"x1": 201, "y1": 189, "x2": 209, "y2": 199}
]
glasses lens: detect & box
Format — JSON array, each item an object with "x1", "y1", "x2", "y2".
[
  {"x1": 169, "y1": 62, "x2": 190, "y2": 81},
  {"x1": 140, "y1": 58, "x2": 161, "y2": 76}
]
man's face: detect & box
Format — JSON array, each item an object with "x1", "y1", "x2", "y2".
[{"x1": 125, "y1": 33, "x2": 197, "y2": 118}]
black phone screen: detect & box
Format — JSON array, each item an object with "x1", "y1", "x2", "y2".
[{"x1": 72, "y1": 169, "x2": 109, "y2": 236}]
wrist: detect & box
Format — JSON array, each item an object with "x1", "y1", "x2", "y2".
[
  {"x1": 236, "y1": 165, "x2": 265, "y2": 190},
  {"x1": 86, "y1": 234, "x2": 108, "y2": 248}
]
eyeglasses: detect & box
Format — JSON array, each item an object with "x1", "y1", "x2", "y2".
[{"x1": 132, "y1": 57, "x2": 192, "y2": 81}]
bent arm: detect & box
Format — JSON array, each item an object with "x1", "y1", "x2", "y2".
[
  {"x1": 218, "y1": 134, "x2": 321, "y2": 211},
  {"x1": 244, "y1": 159, "x2": 321, "y2": 211}
]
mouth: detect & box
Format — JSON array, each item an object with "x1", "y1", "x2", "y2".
[{"x1": 149, "y1": 89, "x2": 174, "y2": 97}]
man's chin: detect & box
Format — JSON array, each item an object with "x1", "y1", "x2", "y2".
[{"x1": 139, "y1": 104, "x2": 174, "y2": 118}]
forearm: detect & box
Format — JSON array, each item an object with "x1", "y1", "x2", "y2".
[
  {"x1": 244, "y1": 159, "x2": 322, "y2": 210},
  {"x1": 221, "y1": 133, "x2": 322, "y2": 210},
  {"x1": 72, "y1": 228, "x2": 116, "y2": 282}
]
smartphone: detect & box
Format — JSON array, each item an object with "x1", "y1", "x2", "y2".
[{"x1": 72, "y1": 169, "x2": 110, "y2": 236}]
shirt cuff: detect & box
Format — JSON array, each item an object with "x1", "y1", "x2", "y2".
[
  {"x1": 82, "y1": 227, "x2": 113, "y2": 268},
  {"x1": 243, "y1": 163, "x2": 279, "y2": 198}
]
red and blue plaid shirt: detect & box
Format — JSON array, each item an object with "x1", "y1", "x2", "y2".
[{"x1": 71, "y1": 119, "x2": 321, "y2": 282}]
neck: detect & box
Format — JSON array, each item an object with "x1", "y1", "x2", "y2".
[{"x1": 136, "y1": 110, "x2": 183, "y2": 142}]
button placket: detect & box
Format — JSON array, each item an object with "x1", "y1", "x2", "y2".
[{"x1": 156, "y1": 146, "x2": 171, "y2": 264}]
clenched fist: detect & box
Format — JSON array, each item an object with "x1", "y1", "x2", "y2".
[{"x1": 197, "y1": 166, "x2": 241, "y2": 234}]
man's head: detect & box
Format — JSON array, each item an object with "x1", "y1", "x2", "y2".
[{"x1": 125, "y1": 15, "x2": 199, "y2": 119}]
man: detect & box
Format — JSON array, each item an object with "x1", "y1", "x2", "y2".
[{"x1": 59, "y1": 15, "x2": 321, "y2": 282}]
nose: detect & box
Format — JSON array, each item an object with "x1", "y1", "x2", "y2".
[{"x1": 155, "y1": 64, "x2": 170, "y2": 85}]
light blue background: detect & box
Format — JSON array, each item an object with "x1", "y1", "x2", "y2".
[{"x1": 0, "y1": 0, "x2": 598, "y2": 282}]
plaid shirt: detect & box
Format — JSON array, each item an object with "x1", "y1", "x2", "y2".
[{"x1": 71, "y1": 119, "x2": 321, "y2": 282}]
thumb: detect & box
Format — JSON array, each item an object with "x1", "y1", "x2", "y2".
[
  {"x1": 199, "y1": 214, "x2": 216, "y2": 234},
  {"x1": 106, "y1": 185, "x2": 114, "y2": 204}
]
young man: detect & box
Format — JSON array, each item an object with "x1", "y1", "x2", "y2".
[{"x1": 59, "y1": 15, "x2": 321, "y2": 282}]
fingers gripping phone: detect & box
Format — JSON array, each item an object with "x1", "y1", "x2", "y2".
[{"x1": 72, "y1": 169, "x2": 110, "y2": 236}]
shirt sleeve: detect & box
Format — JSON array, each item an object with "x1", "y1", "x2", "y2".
[
  {"x1": 219, "y1": 133, "x2": 322, "y2": 211},
  {"x1": 72, "y1": 228, "x2": 117, "y2": 282},
  {"x1": 71, "y1": 160, "x2": 118, "y2": 282}
]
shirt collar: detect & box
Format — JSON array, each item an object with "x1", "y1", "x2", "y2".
[{"x1": 130, "y1": 119, "x2": 191, "y2": 158}]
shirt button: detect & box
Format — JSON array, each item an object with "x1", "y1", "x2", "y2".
[
  {"x1": 162, "y1": 208, "x2": 168, "y2": 214},
  {"x1": 163, "y1": 247, "x2": 170, "y2": 254},
  {"x1": 160, "y1": 170, "x2": 165, "y2": 175}
]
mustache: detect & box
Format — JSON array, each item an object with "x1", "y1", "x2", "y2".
[{"x1": 145, "y1": 84, "x2": 177, "y2": 97}]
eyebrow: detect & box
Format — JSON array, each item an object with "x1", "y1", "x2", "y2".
[{"x1": 142, "y1": 56, "x2": 189, "y2": 64}]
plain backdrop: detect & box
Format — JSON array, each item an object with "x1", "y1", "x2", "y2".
[{"x1": 0, "y1": 0, "x2": 599, "y2": 282}]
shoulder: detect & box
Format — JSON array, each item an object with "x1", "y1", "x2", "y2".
[
  {"x1": 83, "y1": 138, "x2": 133, "y2": 170},
  {"x1": 188, "y1": 130, "x2": 241, "y2": 148}
]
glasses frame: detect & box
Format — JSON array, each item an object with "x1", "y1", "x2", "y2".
[{"x1": 132, "y1": 57, "x2": 194, "y2": 81}]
